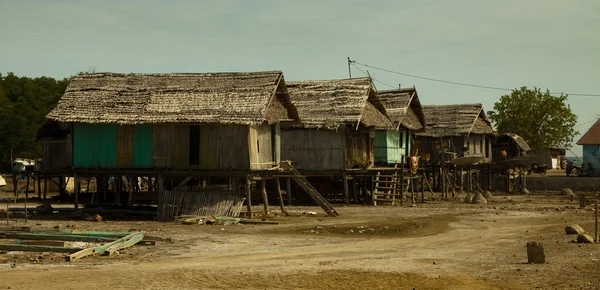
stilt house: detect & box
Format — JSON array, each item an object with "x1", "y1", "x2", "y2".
[
  {"x1": 38, "y1": 71, "x2": 298, "y2": 174},
  {"x1": 415, "y1": 104, "x2": 495, "y2": 164},
  {"x1": 374, "y1": 87, "x2": 425, "y2": 166},
  {"x1": 279, "y1": 77, "x2": 393, "y2": 172},
  {"x1": 576, "y1": 119, "x2": 600, "y2": 176}
]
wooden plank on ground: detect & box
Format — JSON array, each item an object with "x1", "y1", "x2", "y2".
[
  {"x1": 0, "y1": 244, "x2": 82, "y2": 253},
  {"x1": 1, "y1": 233, "x2": 110, "y2": 242},
  {"x1": 67, "y1": 231, "x2": 145, "y2": 261}
]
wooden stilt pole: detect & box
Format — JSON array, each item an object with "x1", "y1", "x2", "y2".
[
  {"x1": 342, "y1": 173, "x2": 349, "y2": 206},
  {"x1": 410, "y1": 165, "x2": 415, "y2": 204},
  {"x1": 261, "y1": 179, "x2": 270, "y2": 215},
  {"x1": 286, "y1": 178, "x2": 292, "y2": 206},
  {"x1": 74, "y1": 173, "x2": 79, "y2": 210},
  {"x1": 13, "y1": 174, "x2": 18, "y2": 198},
  {"x1": 37, "y1": 174, "x2": 41, "y2": 199},
  {"x1": 361, "y1": 178, "x2": 368, "y2": 204},
  {"x1": 351, "y1": 176, "x2": 358, "y2": 204},
  {"x1": 246, "y1": 175, "x2": 252, "y2": 217},
  {"x1": 43, "y1": 177, "x2": 48, "y2": 200},
  {"x1": 421, "y1": 170, "x2": 425, "y2": 203},
  {"x1": 275, "y1": 178, "x2": 287, "y2": 215},
  {"x1": 595, "y1": 201, "x2": 598, "y2": 243}
]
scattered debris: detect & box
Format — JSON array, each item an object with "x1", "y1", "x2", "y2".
[
  {"x1": 482, "y1": 191, "x2": 493, "y2": 201},
  {"x1": 471, "y1": 192, "x2": 488, "y2": 204},
  {"x1": 565, "y1": 225, "x2": 585, "y2": 235},
  {"x1": 526, "y1": 241, "x2": 545, "y2": 264},
  {"x1": 35, "y1": 204, "x2": 53, "y2": 215},
  {"x1": 302, "y1": 211, "x2": 318, "y2": 216},
  {"x1": 561, "y1": 188, "x2": 574, "y2": 196},
  {"x1": 463, "y1": 193, "x2": 472, "y2": 204},
  {"x1": 521, "y1": 188, "x2": 530, "y2": 195},
  {"x1": 577, "y1": 234, "x2": 594, "y2": 244}
]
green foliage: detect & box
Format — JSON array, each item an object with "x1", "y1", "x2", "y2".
[
  {"x1": 0, "y1": 73, "x2": 69, "y2": 171},
  {"x1": 487, "y1": 87, "x2": 578, "y2": 150}
]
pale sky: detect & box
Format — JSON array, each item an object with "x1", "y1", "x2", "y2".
[{"x1": 1, "y1": 0, "x2": 599, "y2": 156}]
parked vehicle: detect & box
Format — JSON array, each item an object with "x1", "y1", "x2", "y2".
[
  {"x1": 527, "y1": 162, "x2": 548, "y2": 175},
  {"x1": 566, "y1": 160, "x2": 581, "y2": 176}
]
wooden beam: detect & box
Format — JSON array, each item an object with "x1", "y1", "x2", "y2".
[
  {"x1": 351, "y1": 176, "x2": 358, "y2": 204},
  {"x1": 68, "y1": 232, "x2": 145, "y2": 261}
]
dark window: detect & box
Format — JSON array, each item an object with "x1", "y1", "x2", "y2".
[{"x1": 189, "y1": 126, "x2": 200, "y2": 165}]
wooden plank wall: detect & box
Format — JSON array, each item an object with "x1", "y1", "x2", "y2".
[
  {"x1": 116, "y1": 125, "x2": 134, "y2": 167},
  {"x1": 41, "y1": 134, "x2": 72, "y2": 173},
  {"x1": 345, "y1": 130, "x2": 369, "y2": 168},
  {"x1": 172, "y1": 125, "x2": 190, "y2": 169},
  {"x1": 198, "y1": 125, "x2": 220, "y2": 169},
  {"x1": 219, "y1": 125, "x2": 250, "y2": 169},
  {"x1": 280, "y1": 129, "x2": 344, "y2": 171},
  {"x1": 249, "y1": 124, "x2": 274, "y2": 170},
  {"x1": 152, "y1": 125, "x2": 174, "y2": 168}
]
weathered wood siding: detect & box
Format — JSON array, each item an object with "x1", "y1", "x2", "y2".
[
  {"x1": 345, "y1": 131, "x2": 369, "y2": 168},
  {"x1": 417, "y1": 136, "x2": 465, "y2": 164},
  {"x1": 198, "y1": 125, "x2": 220, "y2": 169},
  {"x1": 41, "y1": 134, "x2": 72, "y2": 173},
  {"x1": 220, "y1": 125, "x2": 250, "y2": 169},
  {"x1": 280, "y1": 129, "x2": 344, "y2": 171},
  {"x1": 152, "y1": 125, "x2": 174, "y2": 168},
  {"x1": 116, "y1": 125, "x2": 134, "y2": 167},
  {"x1": 172, "y1": 125, "x2": 190, "y2": 169},
  {"x1": 249, "y1": 124, "x2": 273, "y2": 170}
]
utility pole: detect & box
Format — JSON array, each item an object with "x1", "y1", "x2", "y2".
[{"x1": 347, "y1": 57, "x2": 355, "y2": 79}]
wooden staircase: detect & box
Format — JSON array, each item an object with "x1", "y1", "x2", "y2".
[{"x1": 279, "y1": 162, "x2": 340, "y2": 217}]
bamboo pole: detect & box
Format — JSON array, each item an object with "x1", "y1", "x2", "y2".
[{"x1": 342, "y1": 173, "x2": 350, "y2": 206}]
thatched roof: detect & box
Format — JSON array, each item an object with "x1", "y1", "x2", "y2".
[
  {"x1": 377, "y1": 88, "x2": 425, "y2": 131},
  {"x1": 286, "y1": 78, "x2": 393, "y2": 129},
  {"x1": 498, "y1": 133, "x2": 531, "y2": 152},
  {"x1": 46, "y1": 71, "x2": 298, "y2": 125},
  {"x1": 416, "y1": 103, "x2": 494, "y2": 137},
  {"x1": 577, "y1": 119, "x2": 600, "y2": 145}
]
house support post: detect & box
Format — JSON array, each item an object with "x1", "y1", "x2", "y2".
[
  {"x1": 342, "y1": 173, "x2": 349, "y2": 206},
  {"x1": 275, "y1": 178, "x2": 287, "y2": 215},
  {"x1": 43, "y1": 177, "x2": 48, "y2": 200},
  {"x1": 74, "y1": 173, "x2": 79, "y2": 210},
  {"x1": 261, "y1": 179, "x2": 270, "y2": 216},
  {"x1": 351, "y1": 176, "x2": 358, "y2": 204},
  {"x1": 245, "y1": 175, "x2": 252, "y2": 218},
  {"x1": 286, "y1": 178, "x2": 292, "y2": 206},
  {"x1": 37, "y1": 173, "x2": 41, "y2": 199}
]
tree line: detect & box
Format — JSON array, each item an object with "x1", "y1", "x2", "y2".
[{"x1": 0, "y1": 73, "x2": 69, "y2": 171}]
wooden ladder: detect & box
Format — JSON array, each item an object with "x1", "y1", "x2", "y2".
[
  {"x1": 279, "y1": 162, "x2": 340, "y2": 217},
  {"x1": 373, "y1": 171, "x2": 401, "y2": 206}
]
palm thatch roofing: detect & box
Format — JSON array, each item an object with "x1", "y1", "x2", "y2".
[
  {"x1": 416, "y1": 103, "x2": 494, "y2": 137},
  {"x1": 577, "y1": 119, "x2": 600, "y2": 145},
  {"x1": 285, "y1": 77, "x2": 393, "y2": 129},
  {"x1": 377, "y1": 87, "x2": 425, "y2": 131},
  {"x1": 497, "y1": 133, "x2": 531, "y2": 152},
  {"x1": 46, "y1": 71, "x2": 298, "y2": 126}
]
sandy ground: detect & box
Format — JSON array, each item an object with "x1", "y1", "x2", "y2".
[{"x1": 0, "y1": 192, "x2": 599, "y2": 289}]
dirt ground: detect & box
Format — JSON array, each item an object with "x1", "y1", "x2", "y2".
[{"x1": 0, "y1": 191, "x2": 599, "y2": 290}]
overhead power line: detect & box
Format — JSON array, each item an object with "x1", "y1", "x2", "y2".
[
  {"x1": 350, "y1": 63, "x2": 396, "y2": 89},
  {"x1": 352, "y1": 60, "x2": 600, "y2": 97}
]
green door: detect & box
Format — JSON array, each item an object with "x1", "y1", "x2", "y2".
[
  {"x1": 134, "y1": 124, "x2": 153, "y2": 168},
  {"x1": 73, "y1": 123, "x2": 117, "y2": 168}
]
